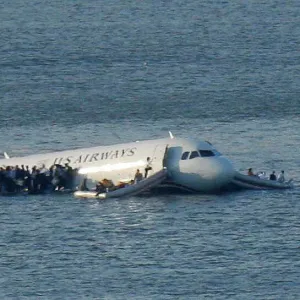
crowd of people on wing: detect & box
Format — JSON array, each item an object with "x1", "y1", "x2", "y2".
[
  {"x1": 1, "y1": 156, "x2": 154, "y2": 196},
  {"x1": 247, "y1": 168, "x2": 286, "y2": 183},
  {"x1": 0, "y1": 163, "x2": 77, "y2": 194}
]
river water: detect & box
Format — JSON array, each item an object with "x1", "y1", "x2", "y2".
[{"x1": 1, "y1": 0, "x2": 300, "y2": 299}]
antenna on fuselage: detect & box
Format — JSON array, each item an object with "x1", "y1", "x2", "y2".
[
  {"x1": 3, "y1": 152, "x2": 10, "y2": 159},
  {"x1": 169, "y1": 131, "x2": 174, "y2": 139}
]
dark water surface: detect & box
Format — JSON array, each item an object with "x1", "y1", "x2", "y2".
[{"x1": 1, "y1": 0, "x2": 300, "y2": 299}]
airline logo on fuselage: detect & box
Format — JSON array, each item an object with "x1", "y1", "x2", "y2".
[{"x1": 53, "y1": 147, "x2": 137, "y2": 166}]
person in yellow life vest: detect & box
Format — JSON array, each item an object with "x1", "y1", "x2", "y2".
[{"x1": 101, "y1": 178, "x2": 116, "y2": 191}]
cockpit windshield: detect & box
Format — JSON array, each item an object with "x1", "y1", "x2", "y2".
[
  {"x1": 199, "y1": 150, "x2": 215, "y2": 157},
  {"x1": 181, "y1": 152, "x2": 189, "y2": 160},
  {"x1": 190, "y1": 151, "x2": 200, "y2": 159},
  {"x1": 181, "y1": 149, "x2": 217, "y2": 160}
]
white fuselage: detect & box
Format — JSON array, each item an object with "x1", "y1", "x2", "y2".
[{"x1": 0, "y1": 137, "x2": 235, "y2": 192}]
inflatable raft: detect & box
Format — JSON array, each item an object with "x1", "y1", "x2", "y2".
[
  {"x1": 232, "y1": 172, "x2": 294, "y2": 190},
  {"x1": 74, "y1": 168, "x2": 168, "y2": 199}
]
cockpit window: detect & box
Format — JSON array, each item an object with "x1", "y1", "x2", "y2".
[
  {"x1": 182, "y1": 150, "x2": 216, "y2": 159},
  {"x1": 199, "y1": 150, "x2": 215, "y2": 157},
  {"x1": 181, "y1": 151, "x2": 190, "y2": 160},
  {"x1": 212, "y1": 149, "x2": 222, "y2": 156},
  {"x1": 189, "y1": 151, "x2": 200, "y2": 159}
]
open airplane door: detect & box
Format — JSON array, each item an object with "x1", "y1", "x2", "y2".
[
  {"x1": 164, "y1": 146, "x2": 182, "y2": 170},
  {"x1": 151, "y1": 144, "x2": 169, "y2": 170}
]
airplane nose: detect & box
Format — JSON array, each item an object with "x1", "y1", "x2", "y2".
[
  {"x1": 213, "y1": 157, "x2": 235, "y2": 187},
  {"x1": 197, "y1": 156, "x2": 235, "y2": 191}
]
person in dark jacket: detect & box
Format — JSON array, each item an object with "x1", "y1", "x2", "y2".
[{"x1": 269, "y1": 171, "x2": 277, "y2": 181}]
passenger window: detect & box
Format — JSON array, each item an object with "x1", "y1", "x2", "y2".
[
  {"x1": 199, "y1": 150, "x2": 215, "y2": 157},
  {"x1": 189, "y1": 151, "x2": 200, "y2": 159},
  {"x1": 181, "y1": 151, "x2": 190, "y2": 160}
]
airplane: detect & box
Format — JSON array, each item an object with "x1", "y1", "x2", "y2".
[{"x1": 0, "y1": 133, "x2": 235, "y2": 193}]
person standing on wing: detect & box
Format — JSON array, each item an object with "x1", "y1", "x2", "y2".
[
  {"x1": 144, "y1": 157, "x2": 152, "y2": 178},
  {"x1": 269, "y1": 171, "x2": 277, "y2": 181},
  {"x1": 277, "y1": 170, "x2": 285, "y2": 183}
]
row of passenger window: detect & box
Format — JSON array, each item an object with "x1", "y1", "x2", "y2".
[{"x1": 181, "y1": 150, "x2": 216, "y2": 160}]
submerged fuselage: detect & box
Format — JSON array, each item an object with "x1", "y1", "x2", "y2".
[{"x1": 0, "y1": 137, "x2": 235, "y2": 192}]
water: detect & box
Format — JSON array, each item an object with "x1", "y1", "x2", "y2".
[{"x1": 1, "y1": 0, "x2": 300, "y2": 298}]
